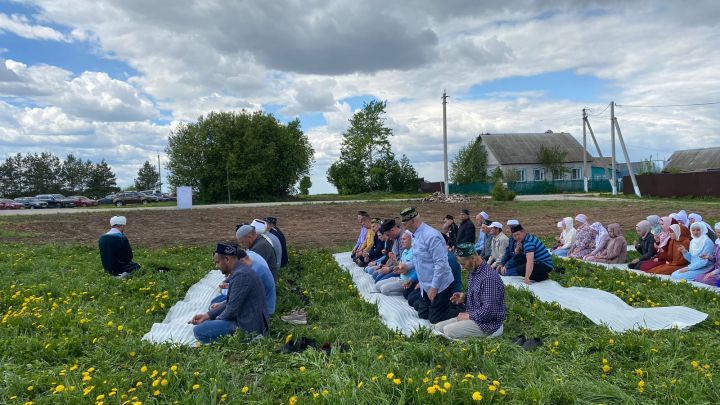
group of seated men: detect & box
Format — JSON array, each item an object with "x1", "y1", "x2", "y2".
[
  {"x1": 548, "y1": 210, "x2": 719, "y2": 287},
  {"x1": 97, "y1": 214, "x2": 289, "y2": 344},
  {"x1": 351, "y1": 207, "x2": 555, "y2": 340}
]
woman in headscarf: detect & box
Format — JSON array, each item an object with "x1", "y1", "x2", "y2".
[
  {"x1": 568, "y1": 214, "x2": 597, "y2": 259},
  {"x1": 634, "y1": 220, "x2": 660, "y2": 270},
  {"x1": 688, "y1": 213, "x2": 717, "y2": 242},
  {"x1": 589, "y1": 223, "x2": 627, "y2": 264},
  {"x1": 646, "y1": 215, "x2": 661, "y2": 236},
  {"x1": 671, "y1": 222, "x2": 715, "y2": 280},
  {"x1": 583, "y1": 222, "x2": 609, "y2": 260},
  {"x1": 674, "y1": 210, "x2": 690, "y2": 227},
  {"x1": 647, "y1": 224, "x2": 691, "y2": 275},
  {"x1": 551, "y1": 217, "x2": 575, "y2": 257},
  {"x1": 653, "y1": 216, "x2": 672, "y2": 253},
  {"x1": 695, "y1": 222, "x2": 720, "y2": 287}
]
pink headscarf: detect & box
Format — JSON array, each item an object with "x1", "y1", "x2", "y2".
[{"x1": 654, "y1": 216, "x2": 672, "y2": 249}]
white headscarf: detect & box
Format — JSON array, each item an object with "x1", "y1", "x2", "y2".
[
  {"x1": 575, "y1": 214, "x2": 588, "y2": 224},
  {"x1": 590, "y1": 222, "x2": 609, "y2": 250},
  {"x1": 688, "y1": 213, "x2": 702, "y2": 224},
  {"x1": 715, "y1": 222, "x2": 720, "y2": 246},
  {"x1": 668, "y1": 224, "x2": 681, "y2": 241},
  {"x1": 675, "y1": 210, "x2": 689, "y2": 227},
  {"x1": 689, "y1": 222, "x2": 710, "y2": 256}
]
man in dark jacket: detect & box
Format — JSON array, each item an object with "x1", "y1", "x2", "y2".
[
  {"x1": 236, "y1": 224, "x2": 278, "y2": 279},
  {"x1": 456, "y1": 208, "x2": 476, "y2": 245},
  {"x1": 265, "y1": 216, "x2": 288, "y2": 267},
  {"x1": 191, "y1": 243, "x2": 268, "y2": 344},
  {"x1": 98, "y1": 216, "x2": 140, "y2": 279}
]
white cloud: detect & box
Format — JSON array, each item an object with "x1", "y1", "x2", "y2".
[{"x1": 0, "y1": 12, "x2": 68, "y2": 41}]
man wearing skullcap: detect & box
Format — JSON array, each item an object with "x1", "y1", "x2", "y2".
[
  {"x1": 236, "y1": 224, "x2": 278, "y2": 280},
  {"x1": 98, "y1": 216, "x2": 140, "y2": 279},
  {"x1": 252, "y1": 218, "x2": 282, "y2": 270},
  {"x1": 456, "y1": 208, "x2": 476, "y2": 245},
  {"x1": 400, "y1": 207, "x2": 456, "y2": 324},
  {"x1": 487, "y1": 222, "x2": 509, "y2": 269},
  {"x1": 509, "y1": 223, "x2": 554, "y2": 284},
  {"x1": 264, "y1": 216, "x2": 289, "y2": 267},
  {"x1": 191, "y1": 242, "x2": 268, "y2": 343},
  {"x1": 498, "y1": 220, "x2": 526, "y2": 276},
  {"x1": 434, "y1": 243, "x2": 505, "y2": 340}
]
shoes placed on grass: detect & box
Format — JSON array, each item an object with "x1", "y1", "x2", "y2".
[
  {"x1": 521, "y1": 337, "x2": 544, "y2": 351},
  {"x1": 281, "y1": 309, "x2": 307, "y2": 325},
  {"x1": 511, "y1": 334, "x2": 526, "y2": 346}
]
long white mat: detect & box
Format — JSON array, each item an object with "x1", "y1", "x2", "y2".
[
  {"x1": 334, "y1": 252, "x2": 708, "y2": 334},
  {"x1": 142, "y1": 270, "x2": 225, "y2": 345}
]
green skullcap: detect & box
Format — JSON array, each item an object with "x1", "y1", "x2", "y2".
[{"x1": 455, "y1": 243, "x2": 476, "y2": 257}]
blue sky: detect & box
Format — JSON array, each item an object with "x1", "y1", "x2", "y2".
[{"x1": 1, "y1": 1, "x2": 718, "y2": 194}]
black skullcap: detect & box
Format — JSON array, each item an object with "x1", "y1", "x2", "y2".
[
  {"x1": 264, "y1": 216, "x2": 277, "y2": 225},
  {"x1": 460, "y1": 208, "x2": 470, "y2": 215},
  {"x1": 215, "y1": 243, "x2": 238, "y2": 256},
  {"x1": 510, "y1": 224, "x2": 524, "y2": 233},
  {"x1": 379, "y1": 218, "x2": 397, "y2": 234},
  {"x1": 445, "y1": 214, "x2": 454, "y2": 220}
]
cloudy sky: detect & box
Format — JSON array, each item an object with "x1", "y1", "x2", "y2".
[{"x1": 1, "y1": 0, "x2": 719, "y2": 194}]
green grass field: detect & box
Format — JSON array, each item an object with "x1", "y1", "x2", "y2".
[{"x1": 1, "y1": 238, "x2": 718, "y2": 404}]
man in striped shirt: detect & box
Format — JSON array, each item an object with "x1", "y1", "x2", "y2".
[{"x1": 510, "y1": 223, "x2": 554, "y2": 285}]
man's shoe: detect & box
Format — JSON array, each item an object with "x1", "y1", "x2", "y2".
[
  {"x1": 281, "y1": 309, "x2": 307, "y2": 325},
  {"x1": 115, "y1": 272, "x2": 131, "y2": 279}
]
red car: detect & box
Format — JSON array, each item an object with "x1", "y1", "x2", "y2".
[
  {"x1": 0, "y1": 198, "x2": 25, "y2": 209},
  {"x1": 68, "y1": 196, "x2": 98, "y2": 207}
]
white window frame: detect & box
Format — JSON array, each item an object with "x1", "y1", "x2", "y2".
[
  {"x1": 533, "y1": 168, "x2": 545, "y2": 181},
  {"x1": 515, "y1": 169, "x2": 526, "y2": 182},
  {"x1": 571, "y1": 167, "x2": 581, "y2": 180}
]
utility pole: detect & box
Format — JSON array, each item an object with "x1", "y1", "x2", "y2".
[
  {"x1": 582, "y1": 108, "x2": 588, "y2": 192},
  {"x1": 610, "y1": 101, "x2": 617, "y2": 195},
  {"x1": 442, "y1": 90, "x2": 449, "y2": 196},
  {"x1": 156, "y1": 152, "x2": 162, "y2": 192}
]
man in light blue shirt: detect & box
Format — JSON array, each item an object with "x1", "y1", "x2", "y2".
[{"x1": 400, "y1": 207, "x2": 455, "y2": 324}]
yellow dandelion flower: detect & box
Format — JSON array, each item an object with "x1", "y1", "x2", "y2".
[
  {"x1": 492, "y1": 380, "x2": 500, "y2": 386},
  {"x1": 299, "y1": 366, "x2": 306, "y2": 372},
  {"x1": 602, "y1": 358, "x2": 608, "y2": 365},
  {"x1": 322, "y1": 389, "x2": 329, "y2": 396},
  {"x1": 704, "y1": 364, "x2": 711, "y2": 370},
  {"x1": 602, "y1": 365, "x2": 611, "y2": 373},
  {"x1": 241, "y1": 386, "x2": 249, "y2": 394},
  {"x1": 193, "y1": 371, "x2": 200, "y2": 376},
  {"x1": 393, "y1": 378, "x2": 402, "y2": 385},
  {"x1": 691, "y1": 361, "x2": 699, "y2": 368},
  {"x1": 152, "y1": 379, "x2": 159, "y2": 388},
  {"x1": 499, "y1": 388, "x2": 507, "y2": 395},
  {"x1": 160, "y1": 379, "x2": 168, "y2": 386},
  {"x1": 635, "y1": 368, "x2": 644, "y2": 377},
  {"x1": 285, "y1": 334, "x2": 293, "y2": 344},
  {"x1": 443, "y1": 382, "x2": 451, "y2": 389},
  {"x1": 312, "y1": 392, "x2": 320, "y2": 399},
  {"x1": 477, "y1": 373, "x2": 487, "y2": 381},
  {"x1": 129, "y1": 351, "x2": 136, "y2": 357},
  {"x1": 427, "y1": 386, "x2": 437, "y2": 394},
  {"x1": 53, "y1": 384, "x2": 65, "y2": 394},
  {"x1": 192, "y1": 384, "x2": 200, "y2": 390},
  {"x1": 488, "y1": 385, "x2": 497, "y2": 392},
  {"x1": 387, "y1": 372, "x2": 394, "y2": 379},
  {"x1": 377, "y1": 354, "x2": 384, "y2": 360},
  {"x1": 472, "y1": 391, "x2": 482, "y2": 401},
  {"x1": 170, "y1": 364, "x2": 178, "y2": 373},
  {"x1": 135, "y1": 381, "x2": 143, "y2": 387},
  {"x1": 117, "y1": 325, "x2": 124, "y2": 331},
  {"x1": 153, "y1": 390, "x2": 160, "y2": 396},
  {"x1": 357, "y1": 381, "x2": 364, "y2": 389},
  {"x1": 26, "y1": 386, "x2": 33, "y2": 391},
  {"x1": 140, "y1": 365, "x2": 148, "y2": 373}
]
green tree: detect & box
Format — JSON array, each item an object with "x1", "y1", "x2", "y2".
[
  {"x1": 299, "y1": 176, "x2": 312, "y2": 195},
  {"x1": 490, "y1": 166, "x2": 504, "y2": 183},
  {"x1": 0, "y1": 154, "x2": 25, "y2": 198},
  {"x1": 166, "y1": 110, "x2": 314, "y2": 202},
  {"x1": 537, "y1": 145, "x2": 570, "y2": 181},
  {"x1": 86, "y1": 160, "x2": 119, "y2": 198},
  {"x1": 60, "y1": 153, "x2": 91, "y2": 194},
  {"x1": 450, "y1": 136, "x2": 488, "y2": 184},
  {"x1": 387, "y1": 155, "x2": 419, "y2": 192},
  {"x1": 134, "y1": 160, "x2": 160, "y2": 191},
  {"x1": 327, "y1": 100, "x2": 418, "y2": 194}
]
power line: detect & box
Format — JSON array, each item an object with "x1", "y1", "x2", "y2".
[
  {"x1": 587, "y1": 103, "x2": 610, "y2": 116},
  {"x1": 616, "y1": 101, "x2": 720, "y2": 108}
]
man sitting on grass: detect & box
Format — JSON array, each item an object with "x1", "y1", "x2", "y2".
[
  {"x1": 433, "y1": 243, "x2": 505, "y2": 340},
  {"x1": 190, "y1": 242, "x2": 268, "y2": 344},
  {"x1": 98, "y1": 216, "x2": 141, "y2": 279},
  {"x1": 211, "y1": 250, "x2": 276, "y2": 315},
  {"x1": 510, "y1": 223, "x2": 554, "y2": 284}
]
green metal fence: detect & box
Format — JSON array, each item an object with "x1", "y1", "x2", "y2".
[{"x1": 450, "y1": 179, "x2": 619, "y2": 195}]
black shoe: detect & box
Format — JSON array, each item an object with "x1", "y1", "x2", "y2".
[
  {"x1": 522, "y1": 337, "x2": 544, "y2": 351},
  {"x1": 511, "y1": 334, "x2": 526, "y2": 346}
]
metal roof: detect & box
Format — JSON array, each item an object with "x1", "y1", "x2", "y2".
[
  {"x1": 479, "y1": 132, "x2": 593, "y2": 165},
  {"x1": 664, "y1": 147, "x2": 720, "y2": 172}
]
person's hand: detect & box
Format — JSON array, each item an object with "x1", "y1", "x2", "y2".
[
  {"x1": 189, "y1": 313, "x2": 209, "y2": 325},
  {"x1": 209, "y1": 303, "x2": 221, "y2": 310},
  {"x1": 658, "y1": 248, "x2": 664, "y2": 253},
  {"x1": 402, "y1": 280, "x2": 412, "y2": 289},
  {"x1": 457, "y1": 312, "x2": 470, "y2": 321},
  {"x1": 678, "y1": 245, "x2": 686, "y2": 253},
  {"x1": 394, "y1": 265, "x2": 407, "y2": 275},
  {"x1": 427, "y1": 287, "x2": 438, "y2": 302},
  {"x1": 523, "y1": 277, "x2": 531, "y2": 285},
  {"x1": 388, "y1": 252, "x2": 396, "y2": 261},
  {"x1": 218, "y1": 282, "x2": 228, "y2": 289},
  {"x1": 450, "y1": 292, "x2": 465, "y2": 305},
  {"x1": 500, "y1": 266, "x2": 507, "y2": 275},
  {"x1": 630, "y1": 259, "x2": 639, "y2": 264},
  {"x1": 666, "y1": 261, "x2": 670, "y2": 265},
  {"x1": 381, "y1": 248, "x2": 388, "y2": 255},
  {"x1": 653, "y1": 258, "x2": 659, "y2": 262},
  {"x1": 414, "y1": 283, "x2": 420, "y2": 289}
]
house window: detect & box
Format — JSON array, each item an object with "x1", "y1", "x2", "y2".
[
  {"x1": 514, "y1": 169, "x2": 526, "y2": 182},
  {"x1": 533, "y1": 168, "x2": 545, "y2": 181},
  {"x1": 571, "y1": 168, "x2": 582, "y2": 180}
]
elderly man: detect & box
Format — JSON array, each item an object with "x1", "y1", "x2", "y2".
[
  {"x1": 456, "y1": 208, "x2": 476, "y2": 245},
  {"x1": 190, "y1": 242, "x2": 268, "y2": 344},
  {"x1": 474, "y1": 211, "x2": 490, "y2": 254},
  {"x1": 487, "y1": 222, "x2": 509, "y2": 269},
  {"x1": 510, "y1": 222, "x2": 554, "y2": 284},
  {"x1": 264, "y1": 216, "x2": 288, "y2": 267},
  {"x1": 98, "y1": 216, "x2": 141, "y2": 279},
  {"x1": 236, "y1": 224, "x2": 278, "y2": 279},
  {"x1": 434, "y1": 243, "x2": 505, "y2": 340},
  {"x1": 401, "y1": 207, "x2": 456, "y2": 324}
]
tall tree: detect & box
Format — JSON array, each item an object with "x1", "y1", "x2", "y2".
[
  {"x1": 450, "y1": 136, "x2": 488, "y2": 184},
  {"x1": 166, "y1": 110, "x2": 314, "y2": 202},
  {"x1": 134, "y1": 160, "x2": 160, "y2": 190},
  {"x1": 24, "y1": 152, "x2": 62, "y2": 195},
  {"x1": 0, "y1": 154, "x2": 25, "y2": 198},
  {"x1": 537, "y1": 145, "x2": 570, "y2": 181},
  {"x1": 86, "y1": 160, "x2": 119, "y2": 198},
  {"x1": 327, "y1": 100, "x2": 418, "y2": 194},
  {"x1": 60, "y1": 153, "x2": 88, "y2": 194},
  {"x1": 298, "y1": 176, "x2": 312, "y2": 195}
]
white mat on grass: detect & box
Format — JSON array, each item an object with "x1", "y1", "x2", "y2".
[
  {"x1": 141, "y1": 270, "x2": 225, "y2": 345},
  {"x1": 501, "y1": 276, "x2": 707, "y2": 332},
  {"x1": 334, "y1": 252, "x2": 708, "y2": 335},
  {"x1": 334, "y1": 253, "x2": 432, "y2": 336}
]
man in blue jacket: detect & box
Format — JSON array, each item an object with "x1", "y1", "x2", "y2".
[{"x1": 98, "y1": 216, "x2": 140, "y2": 279}]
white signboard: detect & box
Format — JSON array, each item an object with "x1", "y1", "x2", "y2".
[{"x1": 176, "y1": 186, "x2": 193, "y2": 210}]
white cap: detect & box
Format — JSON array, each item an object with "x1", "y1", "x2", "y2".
[
  {"x1": 490, "y1": 221, "x2": 503, "y2": 229},
  {"x1": 110, "y1": 216, "x2": 127, "y2": 226},
  {"x1": 251, "y1": 219, "x2": 267, "y2": 234},
  {"x1": 507, "y1": 219, "x2": 519, "y2": 226},
  {"x1": 479, "y1": 211, "x2": 489, "y2": 220}
]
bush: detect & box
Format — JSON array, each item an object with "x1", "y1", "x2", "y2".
[{"x1": 492, "y1": 180, "x2": 516, "y2": 201}]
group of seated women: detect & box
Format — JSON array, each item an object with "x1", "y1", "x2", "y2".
[{"x1": 550, "y1": 210, "x2": 719, "y2": 287}]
